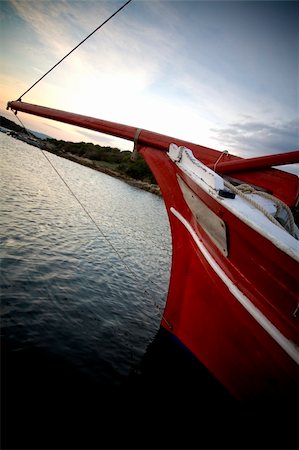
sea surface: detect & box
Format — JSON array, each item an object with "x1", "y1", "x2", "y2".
[
  {"x1": 0, "y1": 132, "x2": 172, "y2": 378},
  {"x1": 1, "y1": 133, "x2": 297, "y2": 450}
]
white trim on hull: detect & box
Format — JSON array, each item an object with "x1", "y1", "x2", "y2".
[{"x1": 170, "y1": 206, "x2": 299, "y2": 365}]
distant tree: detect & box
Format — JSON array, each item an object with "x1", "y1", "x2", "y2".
[
  {"x1": 118, "y1": 154, "x2": 156, "y2": 184},
  {"x1": 19, "y1": 130, "x2": 157, "y2": 186},
  {"x1": 0, "y1": 115, "x2": 32, "y2": 135}
]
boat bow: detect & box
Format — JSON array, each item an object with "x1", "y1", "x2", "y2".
[{"x1": 6, "y1": 99, "x2": 299, "y2": 399}]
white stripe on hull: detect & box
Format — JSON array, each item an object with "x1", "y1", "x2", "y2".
[{"x1": 170, "y1": 206, "x2": 299, "y2": 365}]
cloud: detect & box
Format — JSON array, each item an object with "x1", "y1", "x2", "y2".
[
  {"x1": 74, "y1": 128, "x2": 131, "y2": 150},
  {"x1": 8, "y1": 0, "x2": 176, "y2": 85},
  {"x1": 211, "y1": 118, "x2": 299, "y2": 157},
  {"x1": 42, "y1": 122, "x2": 64, "y2": 131},
  {"x1": 6, "y1": 0, "x2": 182, "y2": 119},
  {"x1": 9, "y1": 0, "x2": 74, "y2": 57},
  {"x1": 4, "y1": 0, "x2": 298, "y2": 157}
]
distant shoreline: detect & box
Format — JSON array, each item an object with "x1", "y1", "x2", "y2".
[
  {"x1": 52, "y1": 150, "x2": 162, "y2": 196},
  {"x1": 0, "y1": 115, "x2": 161, "y2": 197}
]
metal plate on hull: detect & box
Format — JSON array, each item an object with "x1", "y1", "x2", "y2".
[{"x1": 177, "y1": 175, "x2": 228, "y2": 256}]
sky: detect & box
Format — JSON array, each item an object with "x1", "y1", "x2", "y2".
[{"x1": 1, "y1": 0, "x2": 298, "y2": 161}]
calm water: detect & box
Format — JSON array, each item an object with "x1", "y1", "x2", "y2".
[
  {"x1": 1, "y1": 134, "x2": 296, "y2": 450},
  {"x1": 0, "y1": 133, "x2": 174, "y2": 447},
  {"x1": 0, "y1": 133, "x2": 171, "y2": 375}
]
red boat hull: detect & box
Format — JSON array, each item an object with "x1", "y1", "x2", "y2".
[
  {"x1": 6, "y1": 100, "x2": 299, "y2": 401},
  {"x1": 140, "y1": 145, "x2": 299, "y2": 401}
]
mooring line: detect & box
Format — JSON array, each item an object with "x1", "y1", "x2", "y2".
[
  {"x1": 9, "y1": 109, "x2": 165, "y2": 312},
  {"x1": 40, "y1": 147, "x2": 165, "y2": 312},
  {"x1": 8, "y1": 0, "x2": 166, "y2": 312},
  {"x1": 16, "y1": 0, "x2": 133, "y2": 101}
]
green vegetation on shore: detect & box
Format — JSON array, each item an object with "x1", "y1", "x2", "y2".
[
  {"x1": 0, "y1": 115, "x2": 25, "y2": 133},
  {"x1": 1, "y1": 115, "x2": 160, "y2": 194},
  {"x1": 47, "y1": 138, "x2": 157, "y2": 184}
]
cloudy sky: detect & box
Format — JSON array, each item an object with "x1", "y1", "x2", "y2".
[{"x1": 1, "y1": 0, "x2": 298, "y2": 158}]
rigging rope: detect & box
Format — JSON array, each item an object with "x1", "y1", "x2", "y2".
[
  {"x1": 184, "y1": 147, "x2": 297, "y2": 238},
  {"x1": 13, "y1": 113, "x2": 36, "y2": 138},
  {"x1": 9, "y1": 110, "x2": 164, "y2": 314},
  {"x1": 40, "y1": 149, "x2": 141, "y2": 278},
  {"x1": 16, "y1": 0, "x2": 133, "y2": 100},
  {"x1": 224, "y1": 180, "x2": 297, "y2": 237},
  {"x1": 8, "y1": 0, "x2": 166, "y2": 315},
  {"x1": 42, "y1": 147, "x2": 165, "y2": 311}
]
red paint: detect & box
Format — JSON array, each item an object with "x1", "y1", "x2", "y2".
[
  {"x1": 7, "y1": 100, "x2": 299, "y2": 400},
  {"x1": 208, "y1": 150, "x2": 299, "y2": 173},
  {"x1": 7, "y1": 101, "x2": 299, "y2": 207},
  {"x1": 141, "y1": 145, "x2": 299, "y2": 400}
]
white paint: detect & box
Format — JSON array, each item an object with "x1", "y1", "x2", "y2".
[
  {"x1": 168, "y1": 144, "x2": 299, "y2": 262},
  {"x1": 170, "y1": 206, "x2": 299, "y2": 365},
  {"x1": 168, "y1": 144, "x2": 224, "y2": 191}
]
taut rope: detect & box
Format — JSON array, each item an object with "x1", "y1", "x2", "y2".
[{"x1": 16, "y1": 0, "x2": 133, "y2": 101}]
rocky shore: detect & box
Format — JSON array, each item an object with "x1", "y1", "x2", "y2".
[
  {"x1": 0, "y1": 114, "x2": 161, "y2": 197},
  {"x1": 47, "y1": 148, "x2": 162, "y2": 197}
]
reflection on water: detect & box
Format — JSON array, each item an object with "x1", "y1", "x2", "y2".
[
  {"x1": 1, "y1": 133, "x2": 172, "y2": 380},
  {"x1": 1, "y1": 134, "x2": 297, "y2": 449}
]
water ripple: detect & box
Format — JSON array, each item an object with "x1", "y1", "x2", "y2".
[{"x1": 0, "y1": 133, "x2": 171, "y2": 379}]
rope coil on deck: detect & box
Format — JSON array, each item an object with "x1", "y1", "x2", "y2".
[{"x1": 224, "y1": 180, "x2": 297, "y2": 237}]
